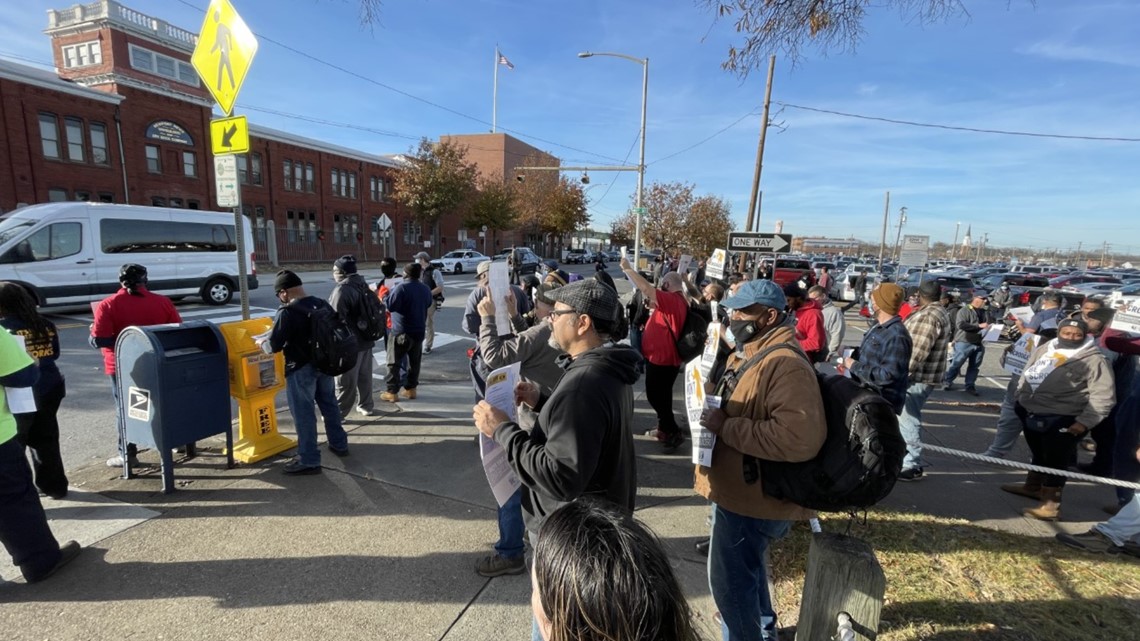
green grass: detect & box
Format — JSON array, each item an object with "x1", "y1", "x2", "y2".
[{"x1": 768, "y1": 510, "x2": 1140, "y2": 640}]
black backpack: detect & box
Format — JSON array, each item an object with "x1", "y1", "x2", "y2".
[
  {"x1": 719, "y1": 343, "x2": 905, "y2": 512},
  {"x1": 354, "y1": 283, "x2": 387, "y2": 342},
  {"x1": 305, "y1": 301, "x2": 360, "y2": 376},
  {"x1": 668, "y1": 302, "x2": 711, "y2": 362}
]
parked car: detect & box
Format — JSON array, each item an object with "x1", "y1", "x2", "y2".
[
  {"x1": 1105, "y1": 282, "x2": 1140, "y2": 309},
  {"x1": 897, "y1": 273, "x2": 975, "y2": 299},
  {"x1": 770, "y1": 258, "x2": 816, "y2": 289},
  {"x1": 1048, "y1": 273, "x2": 1122, "y2": 289},
  {"x1": 436, "y1": 250, "x2": 489, "y2": 274},
  {"x1": 505, "y1": 247, "x2": 542, "y2": 276},
  {"x1": 563, "y1": 248, "x2": 587, "y2": 264},
  {"x1": 582, "y1": 250, "x2": 606, "y2": 265},
  {"x1": 1061, "y1": 282, "x2": 1124, "y2": 298},
  {"x1": 0, "y1": 202, "x2": 257, "y2": 306}
]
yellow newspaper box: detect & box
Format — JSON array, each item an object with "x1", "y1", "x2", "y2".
[{"x1": 218, "y1": 318, "x2": 294, "y2": 463}]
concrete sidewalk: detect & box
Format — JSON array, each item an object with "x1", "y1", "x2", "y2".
[{"x1": 0, "y1": 327, "x2": 1118, "y2": 640}]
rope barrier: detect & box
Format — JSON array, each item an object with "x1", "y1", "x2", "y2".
[{"x1": 922, "y1": 443, "x2": 1140, "y2": 491}]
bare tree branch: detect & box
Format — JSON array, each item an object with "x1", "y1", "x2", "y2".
[{"x1": 699, "y1": 0, "x2": 981, "y2": 75}]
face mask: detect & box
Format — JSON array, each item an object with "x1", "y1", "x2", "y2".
[
  {"x1": 1056, "y1": 336, "x2": 1085, "y2": 350},
  {"x1": 729, "y1": 319, "x2": 757, "y2": 347}
]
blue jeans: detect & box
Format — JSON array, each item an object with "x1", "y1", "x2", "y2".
[
  {"x1": 494, "y1": 488, "x2": 525, "y2": 560},
  {"x1": 944, "y1": 342, "x2": 984, "y2": 390},
  {"x1": 984, "y1": 377, "x2": 1022, "y2": 458},
  {"x1": 897, "y1": 382, "x2": 933, "y2": 470},
  {"x1": 708, "y1": 503, "x2": 791, "y2": 641},
  {"x1": 285, "y1": 363, "x2": 347, "y2": 467}
]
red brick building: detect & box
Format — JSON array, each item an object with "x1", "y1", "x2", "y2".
[{"x1": 0, "y1": 0, "x2": 497, "y2": 265}]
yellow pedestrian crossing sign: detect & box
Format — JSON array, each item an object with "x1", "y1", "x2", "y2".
[
  {"x1": 211, "y1": 115, "x2": 249, "y2": 155},
  {"x1": 191, "y1": 0, "x2": 258, "y2": 117}
]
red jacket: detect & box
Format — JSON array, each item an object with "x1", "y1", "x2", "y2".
[
  {"x1": 794, "y1": 298, "x2": 827, "y2": 360},
  {"x1": 91, "y1": 287, "x2": 181, "y2": 375}
]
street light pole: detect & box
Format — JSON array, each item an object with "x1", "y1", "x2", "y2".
[
  {"x1": 950, "y1": 221, "x2": 960, "y2": 260},
  {"x1": 579, "y1": 51, "x2": 648, "y2": 262},
  {"x1": 892, "y1": 206, "x2": 908, "y2": 263}
]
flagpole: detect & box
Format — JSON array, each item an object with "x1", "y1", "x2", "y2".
[{"x1": 492, "y1": 46, "x2": 499, "y2": 133}]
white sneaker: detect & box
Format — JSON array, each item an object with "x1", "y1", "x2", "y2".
[{"x1": 356, "y1": 407, "x2": 378, "y2": 417}]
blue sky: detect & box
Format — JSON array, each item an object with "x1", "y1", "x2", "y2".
[{"x1": 3, "y1": 0, "x2": 1139, "y2": 258}]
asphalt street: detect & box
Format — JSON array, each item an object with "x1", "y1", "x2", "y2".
[{"x1": 42, "y1": 261, "x2": 610, "y2": 473}]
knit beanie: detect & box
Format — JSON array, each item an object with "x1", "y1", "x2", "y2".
[
  {"x1": 274, "y1": 270, "x2": 303, "y2": 292},
  {"x1": 871, "y1": 283, "x2": 905, "y2": 316},
  {"x1": 334, "y1": 255, "x2": 358, "y2": 274}
]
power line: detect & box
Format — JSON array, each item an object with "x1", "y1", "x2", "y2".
[
  {"x1": 776, "y1": 102, "x2": 1140, "y2": 143},
  {"x1": 171, "y1": 0, "x2": 629, "y2": 164},
  {"x1": 591, "y1": 130, "x2": 642, "y2": 209},
  {"x1": 648, "y1": 108, "x2": 762, "y2": 166}
]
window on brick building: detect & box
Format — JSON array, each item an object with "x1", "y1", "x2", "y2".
[
  {"x1": 48, "y1": 188, "x2": 68, "y2": 202},
  {"x1": 347, "y1": 172, "x2": 356, "y2": 199},
  {"x1": 188, "y1": 200, "x2": 200, "y2": 210},
  {"x1": 330, "y1": 169, "x2": 340, "y2": 196},
  {"x1": 294, "y1": 163, "x2": 304, "y2": 192},
  {"x1": 74, "y1": 191, "x2": 91, "y2": 202},
  {"x1": 90, "y1": 122, "x2": 109, "y2": 165},
  {"x1": 334, "y1": 214, "x2": 343, "y2": 242},
  {"x1": 63, "y1": 41, "x2": 102, "y2": 68},
  {"x1": 98, "y1": 192, "x2": 114, "y2": 203},
  {"x1": 403, "y1": 219, "x2": 421, "y2": 246},
  {"x1": 169, "y1": 198, "x2": 184, "y2": 208},
  {"x1": 250, "y1": 153, "x2": 262, "y2": 185},
  {"x1": 308, "y1": 212, "x2": 317, "y2": 241},
  {"x1": 286, "y1": 210, "x2": 297, "y2": 242},
  {"x1": 64, "y1": 118, "x2": 85, "y2": 162},
  {"x1": 128, "y1": 44, "x2": 199, "y2": 88},
  {"x1": 305, "y1": 163, "x2": 314, "y2": 192},
  {"x1": 145, "y1": 145, "x2": 161, "y2": 173},
  {"x1": 38, "y1": 114, "x2": 60, "y2": 159},
  {"x1": 183, "y1": 151, "x2": 197, "y2": 177},
  {"x1": 152, "y1": 197, "x2": 166, "y2": 207},
  {"x1": 282, "y1": 160, "x2": 292, "y2": 191}
]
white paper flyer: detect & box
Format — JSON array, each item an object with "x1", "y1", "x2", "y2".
[
  {"x1": 488, "y1": 261, "x2": 513, "y2": 337},
  {"x1": 479, "y1": 363, "x2": 522, "y2": 507},
  {"x1": 684, "y1": 357, "x2": 718, "y2": 467}
]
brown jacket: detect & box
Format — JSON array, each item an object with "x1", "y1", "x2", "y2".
[{"x1": 694, "y1": 323, "x2": 827, "y2": 520}]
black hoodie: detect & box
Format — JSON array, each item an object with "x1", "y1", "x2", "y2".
[{"x1": 493, "y1": 343, "x2": 644, "y2": 537}]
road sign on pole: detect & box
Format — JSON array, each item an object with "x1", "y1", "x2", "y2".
[
  {"x1": 376, "y1": 213, "x2": 392, "y2": 232},
  {"x1": 210, "y1": 115, "x2": 249, "y2": 155},
  {"x1": 727, "y1": 232, "x2": 792, "y2": 253},
  {"x1": 899, "y1": 234, "x2": 930, "y2": 269},
  {"x1": 215, "y1": 155, "x2": 240, "y2": 208},
  {"x1": 191, "y1": 0, "x2": 258, "y2": 116}
]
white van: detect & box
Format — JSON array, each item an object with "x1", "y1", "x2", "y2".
[{"x1": 0, "y1": 202, "x2": 257, "y2": 307}]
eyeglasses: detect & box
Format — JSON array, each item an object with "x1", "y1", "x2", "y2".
[{"x1": 549, "y1": 309, "x2": 579, "y2": 319}]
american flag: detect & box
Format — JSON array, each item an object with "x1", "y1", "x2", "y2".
[{"x1": 498, "y1": 53, "x2": 514, "y2": 70}]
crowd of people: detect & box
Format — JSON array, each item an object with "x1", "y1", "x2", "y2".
[{"x1": 1, "y1": 249, "x2": 1137, "y2": 641}]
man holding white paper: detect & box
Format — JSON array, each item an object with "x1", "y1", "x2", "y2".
[
  {"x1": 472, "y1": 282, "x2": 564, "y2": 578},
  {"x1": 472, "y1": 279, "x2": 643, "y2": 549}
]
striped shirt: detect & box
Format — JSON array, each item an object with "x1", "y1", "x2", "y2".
[{"x1": 904, "y1": 302, "x2": 952, "y2": 385}]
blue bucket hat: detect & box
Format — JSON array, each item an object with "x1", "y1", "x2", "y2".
[{"x1": 721, "y1": 279, "x2": 786, "y2": 311}]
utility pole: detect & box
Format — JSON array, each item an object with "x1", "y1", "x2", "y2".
[
  {"x1": 877, "y1": 191, "x2": 890, "y2": 272},
  {"x1": 738, "y1": 54, "x2": 777, "y2": 275},
  {"x1": 975, "y1": 233, "x2": 988, "y2": 263},
  {"x1": 892, "y1": 206, "x2": 907, "y2": 262},
  {"x1": 950, "y1": 221, "x2": 960, "y2": 260},
  {"x1": 1075, "y1": 241, "x2": 1083, "y2": 267},
  {"x1": 1101, "y1": 241, "x2": 1110, "y2": 267}
]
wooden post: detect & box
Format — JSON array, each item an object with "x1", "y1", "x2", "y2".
[{"x1": 796, "y1": 533, "x2": 885, "y2": 641}]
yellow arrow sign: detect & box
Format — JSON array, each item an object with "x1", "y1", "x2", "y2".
[
  {"x1": 191, "y1": 0, "x2": 258, "y2": 117},
  {"x1": 211, "y1": 115, "x2": 249, "y2": 155}
]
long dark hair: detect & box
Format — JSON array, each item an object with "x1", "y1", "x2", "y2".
[
  {"x1": 534, "y1": 500, "x2": 704, "y2": 641},
  {"x1": 0, "y1": 282, "x2": 53, "y2": 337}
]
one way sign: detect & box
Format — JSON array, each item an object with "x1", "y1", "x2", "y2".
[
  {"x1": 728, "y1": 232, "x2": 792, "y2": 253},
  {"x1": 210, "y1": 115, "x2": 250, "y2": 155}
]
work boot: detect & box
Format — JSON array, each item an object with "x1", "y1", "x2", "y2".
[
  {"x1": 1023, "y1": 487, "x2": 1062, "y2": 521},
  {"x1": 380, "y1": 391, "x2": 399, "y2": 403},
  {"x1": 401, "y1": 388, "x2": 417, "y2": 400},
  {"x1": 1001, "y1": 471, "x2": 1044, "y2": 499}
]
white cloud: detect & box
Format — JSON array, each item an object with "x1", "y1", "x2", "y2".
[
  {"x1": 857, "y1": 83, "x2": 878, "y2": 96},
  {"x1": 1018, "y1": 40, "x2": 1140, "y2": 69}
]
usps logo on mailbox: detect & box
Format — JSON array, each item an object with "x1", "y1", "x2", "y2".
[{"x1": 128, "y1": 386, "x2": 151, "y2": 421}]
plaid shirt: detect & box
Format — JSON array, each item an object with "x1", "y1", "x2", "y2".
[
  {"x1": 851, "y1": 315, "x2": 912, "y2": 414},
  {"x1": 904, "y1": 302, "x2": 952, "y2": 385}
]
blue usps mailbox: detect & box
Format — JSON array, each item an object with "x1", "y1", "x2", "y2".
[{"x1": 115, "y1": 320, "x2": 233, "y2": 493}]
